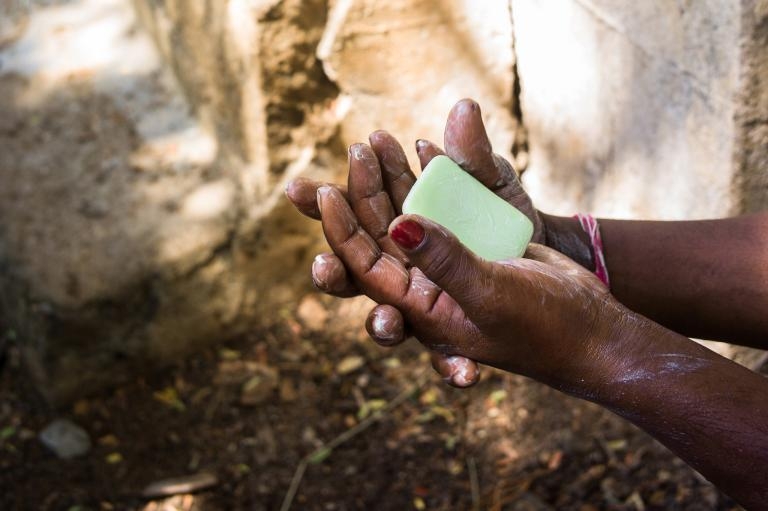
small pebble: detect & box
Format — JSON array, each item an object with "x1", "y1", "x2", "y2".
[
  {"x1": 39, "y1": 418, "x2": 91, "y2": 459},
  {"x1": 297, "y1": 294, "x2": 328, "y2": 331}
]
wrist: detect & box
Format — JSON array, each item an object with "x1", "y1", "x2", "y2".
[
  {"x1": 540, "y1": 213, "x2": 595, "y2": 271},
  {"x1": 585, "y1": 309, "x2": 716, "y2": 409},
  {"x1": 546, "y1": 300, "x2": 676, "y2": 403}
]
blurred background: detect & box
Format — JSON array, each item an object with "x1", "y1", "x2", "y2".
[{"x1": 1, "y1": 0, "x2": 766, "y2": 509}]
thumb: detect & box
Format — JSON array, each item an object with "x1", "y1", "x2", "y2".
[
  {"x1": 388, "y1": 214, "x2": 494, "y2": 309},
  {"x1": 443, "y1": 99, "x2": 530, "y2": 210}
]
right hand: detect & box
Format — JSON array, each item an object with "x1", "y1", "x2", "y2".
[
  {"x1": 316, "y1": 185, "x2": 630, "y2": 396},
  {"x1": 286, "y1": 99, "x2": 544, "y2": 386}
]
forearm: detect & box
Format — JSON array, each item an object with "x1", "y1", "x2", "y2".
[
  {"x1": 589, "y1": 318, "x2": 768, "y2": 508},
  {"x1": 542, "y1": 213, "x2": 768, "y2": 348}
]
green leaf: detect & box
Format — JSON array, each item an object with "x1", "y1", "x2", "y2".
[
  {"x1": 218, "y1": 348, "x2": 241, "y2": 361},
  {"x1": 308, "y1": 446, "x2": 332, "y2": 464},
  {"x1": 489, "y1": 389, "x2": 507, "y2": 405},
  {"x1": 0, "y1": 426, "x2": 16, "y2": 441},
  {"x1": 152, "y1": 387, "x2": 186, "y2": 411}
]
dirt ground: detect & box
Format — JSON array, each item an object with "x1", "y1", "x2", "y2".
[{"x1": 0, "y1": 293, "x2": 750, "y2": 510}]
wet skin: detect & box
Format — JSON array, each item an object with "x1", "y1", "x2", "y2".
[{"x1": 286, "y1": 99, "x2": 768, "y2": 508}]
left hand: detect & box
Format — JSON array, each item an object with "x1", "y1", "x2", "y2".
[{"x1": 289, "y1": 128, "x2": 484, "y2": 386}]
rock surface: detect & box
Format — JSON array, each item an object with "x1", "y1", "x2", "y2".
[
  {"x1": 0, "y1": 0, "x2": 325, "y2": 403},
  {"x1": 317, "y1": 0, "x2": 523, "y2": 171},
  {"x1": 513, "y1": 0, "x2": 768, "y2": 218}
]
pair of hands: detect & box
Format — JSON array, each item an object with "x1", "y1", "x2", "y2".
[{"x1": 287, "y1": 99, "x2": 629, "y2": 394}]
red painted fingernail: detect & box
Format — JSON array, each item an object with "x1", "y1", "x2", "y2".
[{"x1": 390, "y1": 220, "x2": 425, "y2": 250}]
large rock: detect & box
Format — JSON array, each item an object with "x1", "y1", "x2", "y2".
[
  {"x1": 317, "y1": 0, "x2": 523, "y2": 170},
  {"x1": 513, "y1": 0, "x2": 768, "y2": 218},
  {"x1": 2, "y1": 0, "x2": 766, "y2": 404},
  {"x1": 0, "y1": 0, "x2": 328, "y2": 403}
]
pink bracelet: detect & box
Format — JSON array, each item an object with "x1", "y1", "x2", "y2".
[{"x1": 574, "y1": 213, "x2": 610, "y2": 289}]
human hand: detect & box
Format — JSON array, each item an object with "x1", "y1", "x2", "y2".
[
  {"x1": 287, "y1": 99, "x2": 545, "y2": 385},
  {"x1": 287, "y1": 129, "x2": 482, "y2": 386},
  {"x1": 316, "y1": 184, "x2": 631, "y2": 393}
]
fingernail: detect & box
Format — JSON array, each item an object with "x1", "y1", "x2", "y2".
[
  {"x1": 311, "y1": 254, "x2": 329, "y2": 287},
  {"x1": 415, "y1": 139, "x2": 428, "y2": 152},
  {"x1": 390, "y1": 220, "x2": 425, "y2": 250},
  {"x1": 350, "y1": 144, "x2": 365, "y2": 161},
  {"x1": 316, "y1": 186, "x2": 331, "y2": 213},
  {"x1": 451, "y1": 98, "x2": 479, "y2": 119},
  {"x1": 371, "y1": 309, "x2": 398, "y2": 343},
  {"x1": 369, "y1": 130, "x2": 388, "y2": 143},
  {"x1": 447, "y1": 356, "x2": 479, "y2": 388}
]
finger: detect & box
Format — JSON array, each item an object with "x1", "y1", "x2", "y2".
[
  {"x1": 415, "y1": 139, "x2": 445, "y2": 171},
  {"x1": 430, "y1": 352, "x2": 480, "y2": 388},
  {"x1": 312, "y1": 253, "x2": 359, "y2": 298},
  {"x1": 388, "y1": 214, "x2": 494, "y2": 312},
  {"x1": 347, "y1": 143, "x2": 405, "y2": 261},
  {"x1": 443, "y1": 99, "x2": 521, "y2": 203},
  {"x1": 318, "y1": 186, "x2": 474, "y2": 348},
  {"x1": 286, "y1": 177, "x2": 348, "y2": 220},
  {"x1": 368, "y1": 130, "x2": 416, "y2": 214},
  {"x1": 317, "y1": 185, "x2": 411, "y2": 306},
  {"x1": 365, "y1": 304, "x2": 406, "y2": 346}
]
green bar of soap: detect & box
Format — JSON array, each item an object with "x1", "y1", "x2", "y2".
[{"x1": 402, "y1": 155, "x2": 533, "y2": 261}]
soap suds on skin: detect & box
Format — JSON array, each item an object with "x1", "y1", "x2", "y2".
[
  {"x1": 372, "y1": 311, "x2": 398, "y2": 341},
  {"x1": 410, "y1": 270, "x2": 434, "y2": 297},
  {"x1": 616, "y1": 353, "x2": 712, "y2": 384},
  {"x1": 444, "y1": 355, "x2": 479, "y2": 387}
]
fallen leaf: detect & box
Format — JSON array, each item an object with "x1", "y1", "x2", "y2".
[
  {"x1": 141, "y1": 472, "x2": 218, "y2": 498},
  {"x1": 357, "y1": 399, "x2": 387, "y2": 420},
  {"x1": 308, "y1": 446, "x2": 332, "y2": 464},
  {"x1": 489, "y1": 389, "x2": 507, "y2": 406},
  {"x1": 337, "y1": 355, "x2": 365, "y2": 375},
  {"x1": 0, "y1": 426, "x2": 16, "y2": 441},
  {"x1": 98, "y1": 434, "x2": 119, "y2": 447},
  {"x1": 218, "y1": 348, "x2": 241, "y2": 361},
  {"x1": 419, "y1": 388, "x2": 439, "y2": 405},
  {"x1": 153, "y1": 387, "x2": 186, "y2": 411}
]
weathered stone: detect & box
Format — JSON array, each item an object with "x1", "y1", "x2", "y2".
[
  {"x1": 319, "y1": 0, "x2": 523, "y2": 171},
  {"x1": 0, "y1": 0, "x2": 327, "y2": 404},
  {"x1": 513, "y1": 0, "x2": 768, "y2": 218},
  {"x1": 39, "y1": 419, "x2": 91, "y2": 459}
]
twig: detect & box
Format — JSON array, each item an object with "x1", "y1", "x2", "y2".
[
  {"x1": 280, "y1": 369, "x2": 430, "y2": 511},
  {"x1": 468, "y1": 456, "x2": 480, "y2": 511},
  {"x1": 280, "y1": 460, "x2": 308, "y2": 511}
]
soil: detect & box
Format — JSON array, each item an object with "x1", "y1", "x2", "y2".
[{"x1": 0, "y1": 294, "x2": 748, "y2": 510}]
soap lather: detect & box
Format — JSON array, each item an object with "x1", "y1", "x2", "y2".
[{"x1": 402, "y1": 155, "x2": 533, "y2": 261}]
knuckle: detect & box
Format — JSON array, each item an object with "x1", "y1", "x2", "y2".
[{"x1": 423, "y1": 242, "x2": 462, "y2": 286}]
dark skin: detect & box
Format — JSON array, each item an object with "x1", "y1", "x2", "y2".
[{"x1": 286, "y1": 99, "x2": 768, "y2": 508}]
